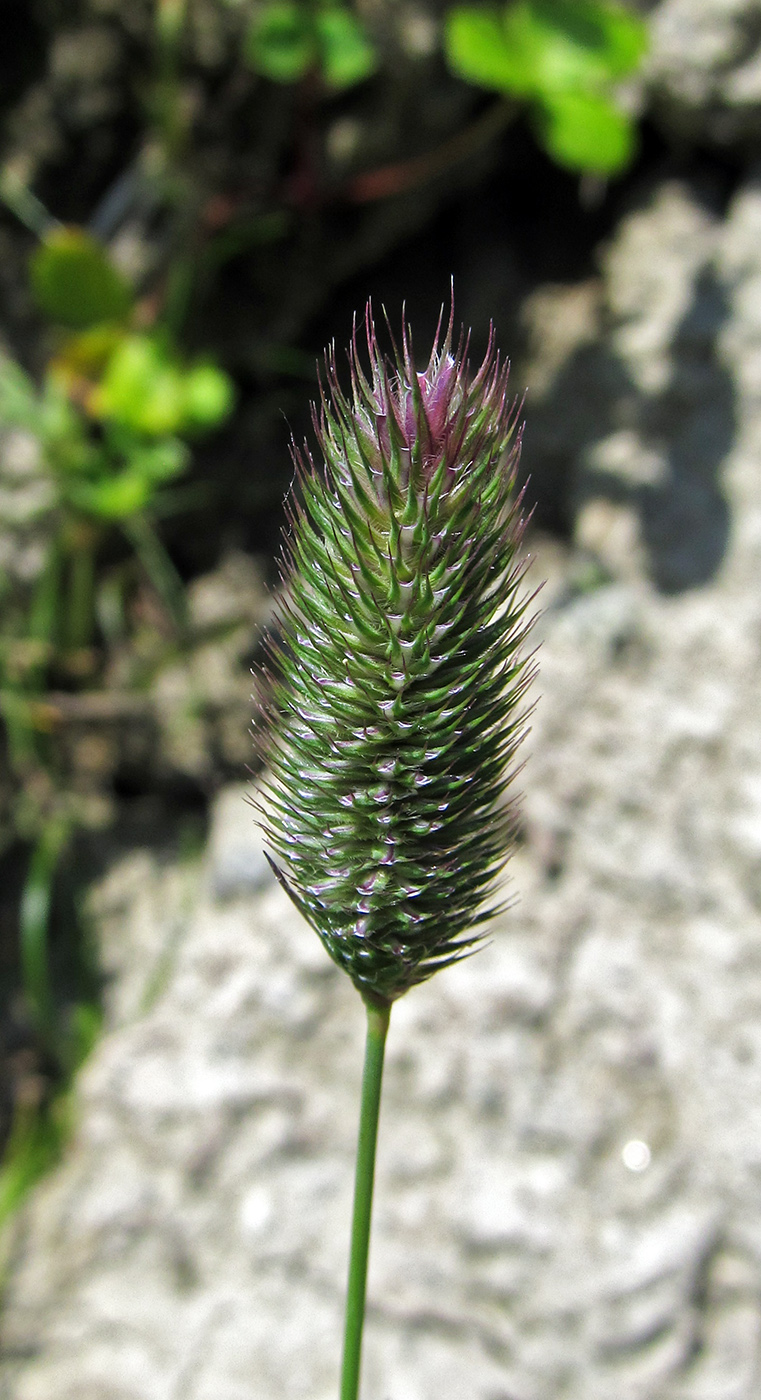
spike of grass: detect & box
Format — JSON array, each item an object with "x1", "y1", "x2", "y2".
[{"x1": 256, "y1": 301, "x2": 538, "y2": 1398}]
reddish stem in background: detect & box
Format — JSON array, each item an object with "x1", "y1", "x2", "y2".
[{"x1": 345, "y1": 98, "x2": 514, "y2": 204}]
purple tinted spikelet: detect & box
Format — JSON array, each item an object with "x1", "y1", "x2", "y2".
[{"x1": 255, "y1": 304, "x2": 536, "y2": 1006}]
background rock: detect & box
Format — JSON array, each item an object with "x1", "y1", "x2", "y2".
[
  {"x1": 646, "y1": 0, "x2": 761, "y2": 147},
  {"x1": 3, "y1": 175, "x2": 761, "y2": 1400},
  {"x1": 523, "y1": 179, "x2": 737, "y2": 594}
]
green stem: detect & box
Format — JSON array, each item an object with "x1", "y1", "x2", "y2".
[
  {"x1": 154, "y1": 0, "x2": 189, "y2": 161},
  {"x1": 0, "y1": 165, "x2": 60, "y2": 238},
  {"x1": 123, "y1": 513, "x2": 189, "y2": 636},
  {"x1": 20, "y1": 817, "x2": 70, "y2": 1053},
  {"x1": 67, "y1": 538, "x2": 96, "y2": 651},
  {"x1": 30, "y1": 538, "x2": 63, "y2": 652},
  {"x1": 340, "y1": 997, "x2": 391, "y2": 1400}
]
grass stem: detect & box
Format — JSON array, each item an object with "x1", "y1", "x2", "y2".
[{"x1": 340, "y1": 998, "x2": 391, "y2": 1400}]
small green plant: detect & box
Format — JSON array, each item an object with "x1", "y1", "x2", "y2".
[
  {"x1": 245, "y1": 0, "x2": 378, "y2": 89},
  {"x1": 0, "y1": 212, "x2": 234, "y2": 1216},
  {"x1": 0, "y1": 0, "x2": 245, "y2": 1231},
  {"x1": 0, "y1": 954, "x2": 101, "y2": 1236},
  {"x1": 0, "y1": 347, "x2": 230, "y2": 656},
  {"x1": 444, "y1": 0, "x2": 648, "y2": 174},
  {"x1": 0, "y1": 1085, "x2": 73, "y2": 1234},
  {"x1": 30, "y1": 227, "x2": 133, "y2": 330},
  {"x1": 0, "y1": 216, "x2": 232, "y2": 954},
  {"x1": 257, "y1": 304, "x2": 536, "y2": 1398},
  {"x1": 0, "y1": 815, "x2": 103, "y2": 1239},
  {"x1": 1, "y1": 220, "x2": 233, "y2": 661}
]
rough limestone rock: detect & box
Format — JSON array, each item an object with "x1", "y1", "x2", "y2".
[
  {"x1": 524, "y1": 180, "x2": 736, "y2": 595},
  {"x1": 646, "y1": 0, "x2": 761, "y2": 146},
  {"x1": 4, "y1": 176, "x2": 761, "y2": 1398}
]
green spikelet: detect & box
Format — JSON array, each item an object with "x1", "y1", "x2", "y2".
[{"x1": 256, "y1": 303, "x2": 536, "y2": 1007}]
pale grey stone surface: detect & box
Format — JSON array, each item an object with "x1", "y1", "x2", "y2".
[
  {"x1": 646, "y1": 0, "x2": 761, "y2": 145},
  {"x1": 0, "y1": 408, "x2": 55, "y2": 591},
  {"x1": 4, "y1": 179, "x2": 761, "y2": 1398}
]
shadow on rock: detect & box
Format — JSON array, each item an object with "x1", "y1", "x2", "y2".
[
  {"x1": 638, "y1": 267, "x2": 734, "y2": 593},
  {"x1": 525, "y1": 262, "x2": 736, "y2": 595}
]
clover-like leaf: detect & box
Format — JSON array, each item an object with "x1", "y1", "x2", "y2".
[
  {"x1": 246, "y1": 0, "x2": 376, "y2": 89},
  {"x1": 66, "y1": 470, "x2": 153, "y2": 521},
  {"x1": 91, "y1": 336, "x2": 234, "y2": 438},
  {"x1": 445, "y1": 0, "x2": 647, "y2": 97},
  {"x1": 444, "y1": 0, "x2": 647, "y2": 173},
  {"x1": 182, "y1": 363, "x2": 235, "y2": 430},
  {"x1": 317, "y1": 5, "x2": 377, "y2": 89},
  {"x1": 245, "y1": 2, "x2": 315, "y2": 82},
  {"x1": 30, "y1": 228, "x2": 132, "y2": 330},
  {"x1": 534, "y1": 87, "x2": 636, "y2": 173}
]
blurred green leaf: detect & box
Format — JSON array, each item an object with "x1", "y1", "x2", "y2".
[
  {"x1": 39, "y1": 379, "x2": 88, "y2": 450},
  {"x1": 444, "y1": 0, "x2": 646, "y2": 172},
  {"x1": 128, "y1": 437, "x2": 189, "y2": 483},
  {"x1": 94, "y1": 336, "x2": 185, "y2": 436},
  {"x1": 63, "y1": 435, "x2": 188, "y2": 522},
  {"x1": 183, "y1": 363, "x2": 235, "y2": 429},
  {"x1": 317, "y1": 5, "x2": 377, "y2": 89},
  {"x1": 534, "y1": 86, "x2": 635, "y2": 171},
  {"x1": 124, "y1": 513, "x2": 189, "y2": 632},
  {"x1": 246, "y1": 1, "x2": 376, "y2": 89},
  {"x1": 30, "y1": 228, "x2": 132, "y2": 330},
  {"x1": 67, "y1": 469, "x2": 153, "y2": 521},
  {"x1": 50, "y1": 324, "x2": 123, "y2": 385},
  {"x1": 507, "y1": 0, "x2": 646, "y2": 92},
  {"x1": 0, "y1": 1097, "x2": 67, "y2": 1230},
  {"x1": 20, "y1": 818, "x2": 70, "y2": 1048},
  {"x1": 0, "y1": 354, "x2": 44, "y2": 432},
  {"x1": 569, "y1": 0, "x2": 648, "y2": 77},
  {"x1": 445, "y1": 7, "x2": 534, "y2": 94},
  {"x1": 245, "y1": 2, "x2": 315, "y2": 82},
  {"x1": 446, "y1": 0, "x2": 646, "y2": 95},
  {"x1": 29, "y1": 540, "x2": 63, "y2": 649},
  {"x1": 93, "y1": 336, "x2": 233, "y2": 438},
  {"x1": 65, "y1": 1001, "x2": 103, "y2": 1073}
]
